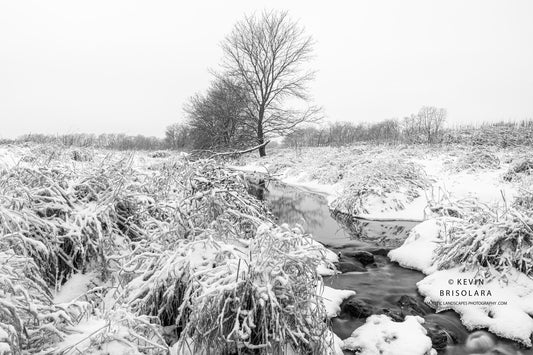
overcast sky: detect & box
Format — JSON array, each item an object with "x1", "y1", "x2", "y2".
[{"x1": 1, "y1": 0, "x2": 532, "y2": 138}]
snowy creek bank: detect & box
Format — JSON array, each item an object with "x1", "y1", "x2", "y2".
[{"x1": 249, "y1": 178, "x2": 533, "y2": 355}]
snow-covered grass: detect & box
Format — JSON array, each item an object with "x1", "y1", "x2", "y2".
[
  {"x1": 434, "y1": 207, "x2": 533, "y2": 280},
  {"x1": 233, "y1": 144, "x2": 529, "y2": 221},
  {"x1": 167, "y1": 225, "x2": 333, "y2": 354},
  {"x1": 0, "y1": 143, "x2": 338, "y2": 354}
]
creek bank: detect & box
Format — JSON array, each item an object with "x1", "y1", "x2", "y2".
[{"x1": 251, "y1": 178, "x2": 533, "y2": 354}]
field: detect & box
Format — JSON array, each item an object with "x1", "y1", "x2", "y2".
[
  {"x1": 234, "y1": 144, "x2": 532, "y2": 219},
  {"x1": 2, "y1": 142, "x2": 533, "y2": 354},
  {"x1": 0, "y1": 143, "x2": 346, "y2": 355}
]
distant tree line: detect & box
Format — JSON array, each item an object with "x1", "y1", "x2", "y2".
[
  {"x1": 283, "y1": 106, "x2": 448, "y2": 148},
  {"x1": 165, "y1": 105, "x2": 448, "y2": 149},
  {"x1": 8, "y1": 116, "x2": 533, "y2": 152},
  {"x1": 16, "y1": 133, "x2": 166, "y2": 150}
]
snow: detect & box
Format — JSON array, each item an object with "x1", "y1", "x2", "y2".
[
  {"x1": 54, "y1": 272, "x2": 97, "y2": 304},
  {"x1": 0, "y1": 328, "x2": 10, "y2": 355},
  {"x1": 229, "y1": 163, "x2": 339, "y2": 202},
  {"x1": 227, "y1": 163, "x2": 270, "y2": 175},
  {"x1": 342, "y1": 315, "x2": 437, "y2": 355},
  {"x1": 420, "y1": 157, "x2": 518, "y2": 206},
  {"x1": 53, "y1": 317, "x2": 143, "y2": 355},
  {"x1": 356, "y1": 190, "x2": 428, "y2": 221},
  {"x1": 319, "y1": 284, "x2": 356, "y2": 318},
  {"x1": 417, "y1": 267, "x2": 533, "y2": 346},
  {"x1": 176, "y1": 332, "x2": 345, "y2": 355},
  {"x1": 234, "y1": 146, "x2": 522, "y2": 221},
  {"x1": 280, "y1": 171, "x2": 339, "y2": 199},
  {"x1": 54, "y1": 318, "x2": 107, "y2": 352},
  {"x1": 388, "y1": 218, "x2": 463, "y2": 274},
  {"x1": 0, "y1": 148, "x2": 19, "y2": 171},
  {"x1": 327, "y1": 331, "x2": 346, "y2": 355},
  {"x1": 0, "y1": 343, "x2": 10, "y2": 355},
  {"x1": 308, "y1": 238, "x2": 339, "y2": 276},
  {"x1": 389, "y1": 218, "x2": 533, "y2": 346}
]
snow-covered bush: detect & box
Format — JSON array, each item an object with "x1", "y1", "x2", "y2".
[
  {"x1": 173, "y1": 225, "x2": 331, "y2": 354},
  {"x1": 70, "y1": 148, "x2": 94, "y2": 162},
  {"x1": 0, "y1": 251, "x2": 88, "y2": 353},
  {"x1": 0, "y1": 163, "x2": 137, "y2": 286},
  {"x1": 503, "y1": 158, "x2": 533, "y2": 182},
  {"x1": 0, "y1": 144, "x2": 335, "y2": 353},
  {"x1": 433, "y1": 204, "x2": 533, "y2": 281},
  {"x1": 331, "y1": 160, "x2": 427, "y2": 215},
  {"x1": 126, "y1": 223, "x2": 331, "y2": 354},
  {"x1": 451, "y1": 149, "x2": 500, "y2": 172}
]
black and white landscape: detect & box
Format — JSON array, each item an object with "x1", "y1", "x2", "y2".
[{"x1": 1, "y1": 1, "x2": 532, "y2": 355}]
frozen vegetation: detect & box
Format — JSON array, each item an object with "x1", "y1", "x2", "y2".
[
  {"x1": 1, "y1": 142, "x2": 532, "y2": 354},
  {"x1": 0, "y1": 143, "x2": 351, "y2": 354}
]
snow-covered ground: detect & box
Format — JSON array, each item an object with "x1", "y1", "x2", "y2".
[
  {"x1": 2, "y1": 143, "x2": 531, "y2": 354},
  {"x1": 233, "y1": 145, "x2": 528, "y2": 221},
  {"x1": 389, "y1": 219, "x2": 533, "y2": 346},
  {"x1": 234, "y1": 144, "x2": 533, "y2": 350}
]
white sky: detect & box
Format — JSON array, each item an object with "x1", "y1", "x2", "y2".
[{"x1": 1, "y1": 0, "x2": 532, "y2": 138}]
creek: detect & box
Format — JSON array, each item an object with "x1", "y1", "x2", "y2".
[{"x1": 248, "y1": 178, "x2": 531, "y2": 355}]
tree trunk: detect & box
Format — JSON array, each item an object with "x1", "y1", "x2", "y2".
[
  {"x1": 257, "y1": 128, "x2": 266, "y2": 157},
  {"x1": 257, "y1": 108, "x2": 266, "y2": 157}
]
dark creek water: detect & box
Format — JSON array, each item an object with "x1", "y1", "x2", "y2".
[{"x1": 248, "y1": 178, "x2": 532, "y2": 355}]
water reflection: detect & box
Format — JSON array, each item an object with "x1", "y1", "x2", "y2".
[
  {"x1": 248, "y1": 178, "x2": 415, "y2": 249},
  {"x1": 248, "y1": 178, "x2": 357, "y2": 247},
  {"x1": 333, "y1": 211, "x2": 416, "y2": 248}
]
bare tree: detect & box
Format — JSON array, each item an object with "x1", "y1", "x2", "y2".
[
  {"x1": 221, "y1": 10, "x2": 321, "y2": 156},
  {"x1": 418, "y1": 106, "x2": 447, "y2": 143},
  {"x1": 165, "y1": 123, "x2": 193, "y2": 149},
  {"x1": 184, "y1": 77, "x2": 255, "y2": 149}
]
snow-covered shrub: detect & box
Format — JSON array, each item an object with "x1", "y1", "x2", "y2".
[
  {"x1": 433, "y1": 205, "x2": 533, "y2": 281},
  {"x1": 331, "y1": 160, "x2": 427, "y2": 215},
  {"x1": 0, "y1": 164, "x2": 135, "y2": 286},
  {"x1": 70, "y1": 149, "x2": 93, "y2": 162},
  {"x1": 514, "y1": 190, "x2": 533, "y2": 212},
  {"x1": 452, "y1": 149, "x2": 500, "y2": 172},
  {"x1": 126, "y1": 223, "x2": 331, "y2": 354},
  {"x1": 426, "y1": 196, "x2": 495, "y2": 222},
  {"x1": 126, "y1": 237, "x2": 245, "y2": 327},
  {"x1": 0, "y1": 251, "x2": 88, "y2": 353},
  {"x1": 154, "y1": 159, "x2": 272, "y2": 239},
  {"x1": 0, "y1": 144, "x2": 337, "y2": 353},
  {"x1": 503, "y1": 158, "x2": 533, "y2": 182},
  {"x1": 173, "y1": 224, "x2": 331, "y2": 354},
  {"x1": 149, "y1": 151, "x2": 171, "y2": 158}
]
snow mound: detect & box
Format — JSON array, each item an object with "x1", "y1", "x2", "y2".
[
  {"x1": 54, "y1": 272, "x2": 97, "y2": 304},
  {"x1": 388, "y1": 217, "x2": 463, "y2": 274},
  {"x1": 342, "y1": 315, "x2": 436, "y2": 355},
  {"x1": 319, "y1": 285, "x2": 356, "y2": 319},
  {"x1": 417, "y1": 267, "x2": 533, "y2": 346},
  {"x1": 308, "y1": 238, "x2": 339, "y2": 276}
]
